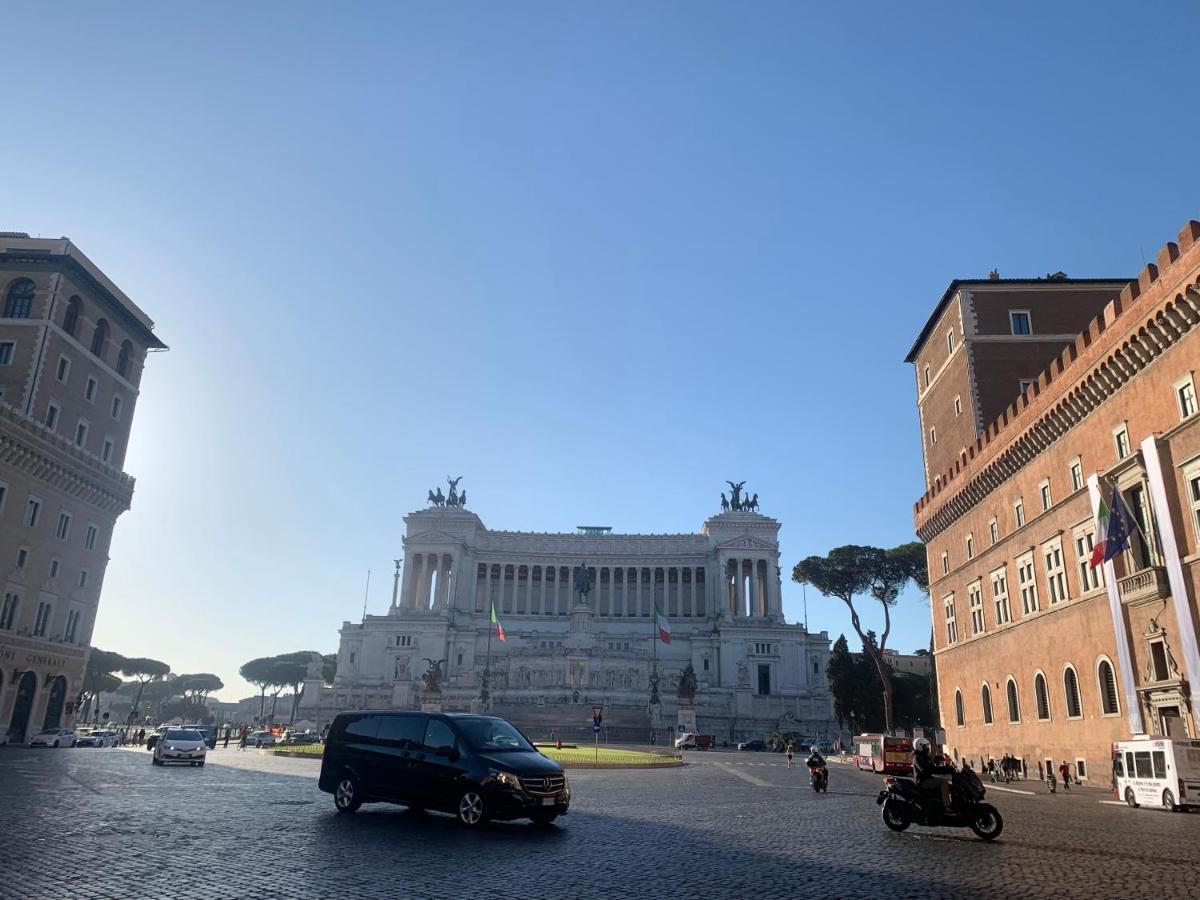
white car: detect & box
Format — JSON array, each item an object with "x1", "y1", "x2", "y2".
[
  {"x1": 76, "y1": 729, "x2": 120, "y2": 747},
  {"x1": 30, "y1": 728, "x2": 77, "y2": 747},
  {"x1": 248, "y1": 731, "x2": 277, "y2": 747},
  {"x1": 152, "y1": 728, "x2": 208, "y2": 766}
]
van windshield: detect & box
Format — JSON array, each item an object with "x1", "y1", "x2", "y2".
[{"x1": 455, "y1": 717, "x2": 535, "y2": 752}]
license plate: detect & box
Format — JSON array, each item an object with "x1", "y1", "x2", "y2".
[{"x1": 541, "y1": 797, "x2": 555, "y2": 806}]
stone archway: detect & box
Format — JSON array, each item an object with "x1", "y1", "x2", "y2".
[
  {"x1": 41, "y1": 675, "x2": 68, "y2": 732},
  {"x1": 9, "y1": 671, "x2": 38, "y2": 743}
]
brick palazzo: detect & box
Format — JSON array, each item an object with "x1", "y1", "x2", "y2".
[{"x1": 906, "y1": 221, "x2": 1200, "y2": 783}]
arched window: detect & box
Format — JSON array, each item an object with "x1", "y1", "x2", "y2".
[
  {"x1": 1034, "y1": 672, "x2": 1050, "y2": 720},
  {"x1": 954, "y1": 689, "x2": 964, "y2": 726},
  {"x1": 1063, "y1": 665, "x2": 1082, "y2": 718},
  {"x1": 62, "y1": 296, "x2": 81, "y2": 336},
  {"x1": 1097, "y1": 658, "x2": 1120, "y2": 715},
  {"x1": 116, "y1": 340, "x2": 132, "y2": 378},
  {"x1": 4, "y1": 278, "x2": 35, "y2": 318},
  {"x1": 981, "y1": 683, "x2": 993, "y2": 724},
  {"x1": 90, "y1": 318, "x2": 109, "y2": 358},
  {"x1": 1006, "y1": 677, "x2": 1021, "y2": 723}
]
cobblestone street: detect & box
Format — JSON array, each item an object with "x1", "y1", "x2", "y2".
[{"x1": 1, "y1": 747, "x2": 1197, "y2": 899}]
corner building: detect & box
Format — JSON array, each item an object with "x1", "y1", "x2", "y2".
[
  {"x1": 909, "y1": 221, "x2": 1200, "y2": 783},
  {"x1": 300, "y1": 504, "x2": 835, "y2": 742},
  {"x1": 0, "y1": 234, "x2": 165, "y2": 742}
]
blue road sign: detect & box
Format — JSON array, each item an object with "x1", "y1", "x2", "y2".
[{"x1": 592, "y1": 723, "x2": 602, "y2": 733}]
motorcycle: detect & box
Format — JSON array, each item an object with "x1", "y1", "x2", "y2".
[
  {"x1": 808, "y1": 765, "x2": 828, "y2": 793},
  {"x1": 876, "y1": 767, "x2": 1003, "y2": 841}
]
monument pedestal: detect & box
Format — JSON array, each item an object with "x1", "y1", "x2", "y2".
[
  {"x1": 677, "y1": 701, "x2": 697, "y2": 734},
  {"x1": 420, "y1": 690, "x2": 443, "y2": 712}
]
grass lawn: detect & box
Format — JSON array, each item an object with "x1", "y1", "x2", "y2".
[{"x1": 266, "y1": 743, "x2": 680, "y2": 768}]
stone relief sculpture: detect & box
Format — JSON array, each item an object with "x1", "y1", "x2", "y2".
[{"x1": 736, "y1": 660, "x2": 750, "y2": 688}]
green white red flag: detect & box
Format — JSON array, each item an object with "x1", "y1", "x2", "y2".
[
  {"x1": 655, "y1": 603, "x2": 671, "y2": 644},
  {"x1": 491, "y1": 603, "x2": 506, "y2": 641},
  {"x1": 1089, "y1": 494, "x2": 1110, "y2": 568}
]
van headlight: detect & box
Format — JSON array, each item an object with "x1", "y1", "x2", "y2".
[{"x1": 490, "y1": 770, "x2": 521, "y2": 789}]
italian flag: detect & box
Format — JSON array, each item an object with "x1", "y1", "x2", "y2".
[
  {"x1": 1089, "y1": 494, "x2": 1110, "y2": 568},
  {"x1": 491, "y1": 603, "x2": 506, "y2": 642},
  {"x1": 655, "y1": 603, "x2": 671, "y2": 644}
]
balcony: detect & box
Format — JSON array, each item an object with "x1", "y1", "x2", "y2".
[{"x1": 1118, "y1": 567, "x2": 1170, "y2": 606}]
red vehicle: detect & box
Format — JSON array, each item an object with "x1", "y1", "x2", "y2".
[
  {"x1": 675, "y1": 732, "x2": 714, "y2": 750},
  {"x1": 855, "y1": 734, "x2": 914, "y2": 775}
]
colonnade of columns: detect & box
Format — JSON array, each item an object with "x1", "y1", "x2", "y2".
[
  {"x1": 725, "y1": 558, "x2": 776, "y2": 617},
  {"x1": 470, "y1": 564, "x2": 709, "y2": 618},
  {"x1": 403, "y1": 552, "x2": 456, "y2": 610}
]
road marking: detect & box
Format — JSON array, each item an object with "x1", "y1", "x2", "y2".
[
  {"x1": 985, "y1": 784, "x2": 1037, "y2": 796},
  {"x1": 1100, "y1": 800, "x2": 1129, "y2": 806},
  {"x1": 714, "y1": 763, "x2": 770, "y2": 786}
]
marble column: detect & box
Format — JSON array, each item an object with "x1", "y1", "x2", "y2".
[
  {"x1": 400, "y1": 553, "x2": 418, "y2": 610},
  {"x1": 483, "y1": 563, "x2": 492, "y2": 613}
]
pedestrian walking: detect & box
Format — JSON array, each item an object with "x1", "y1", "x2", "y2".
[
  {"x1": 223, "y1": 728, "x2": 230, "y2": 749},
  {"x1": 786, "y1": 742, "x2": 795, "y2": 769},
  {"x1": 238, "y1": 727, "x2": 248, "y2": 751},
  {"x1": 1059, "y1": 760, "x2": 1072, "y2": 792}
]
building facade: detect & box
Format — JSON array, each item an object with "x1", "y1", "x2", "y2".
[
  {"x1": 0, "y1": 234, "x2": 165, "y2": 743},
  {"x1": 299, "y1": 495, "x2": 835, "y2": 742},
  {"x1": 910, "y1": 221, "x2": 1200, "y2": 784}
]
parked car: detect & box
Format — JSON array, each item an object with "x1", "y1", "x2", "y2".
[
  {"x1": 248, "y1": 731, "x2": 277, "y2": 747},
  {"x1": 76, "y1": 729, "x2": 120, "y2": 747},
  {"x1": 152, "y1": 728, "x2": 208, "y2": 766},
  {"x1": 30, "y1": 728, "x2": 77, "y2": 748},
  {"x1": 319, "y1": 710, "x2": 570, "y2": 827},
  {"x1": 737, "y1": 739, "x2": 767, "y2": 752},
  {"x1": 280, "y1": 730, "x2": 320, "y2": 745},
  {"x1": 674, "y1": 733, "x2": 714, "y2": 750},
  {"x1": 182, "y1": 724, "x2": 218, "y2": 749}
]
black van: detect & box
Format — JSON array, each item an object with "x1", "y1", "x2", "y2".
[{"x1": 318, "y1": 711, "x2": 569, "y2": 827}]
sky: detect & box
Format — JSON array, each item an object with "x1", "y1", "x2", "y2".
[{"x1": 4, "y1": 2, "x2": 1199, "y2": 701}]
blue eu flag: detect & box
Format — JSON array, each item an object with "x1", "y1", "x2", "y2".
[{"x1": 1102, "y1": 485, "x2": 1136, "y2": 564}]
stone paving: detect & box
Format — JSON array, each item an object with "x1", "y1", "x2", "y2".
[{"x1": 0, "y1": 745, "x2": 1197, "y2": 899}]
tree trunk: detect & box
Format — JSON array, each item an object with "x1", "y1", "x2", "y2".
[{"x1": 258, "y1": 688, "x2": 266, "y2": 723}]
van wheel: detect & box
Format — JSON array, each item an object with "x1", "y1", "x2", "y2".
[
  {"x1": 334, "y1": 775, "x2": 362, "y2": 813},
  {"x1": 457, "y1": 789, "x2": 488, "y2": 827},
  {"x1": 1124, "y1": 787, "x2": 1138, "y2": 808},
  {"x1": 1163, "y1": 790, "x2": 1177, "y2": 812}
]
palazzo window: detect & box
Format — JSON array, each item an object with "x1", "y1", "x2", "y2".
[
  {"x1": 943, "y1": 595, "x2": 958, "y2": 645},
  {"x1": 947, "y1": 330, "x2": 955, "y2": 354},
  {"x1": 1009, "y1": 310, "x2": 1032, "y2": 335},
  {"x1": 1034, "y1": 672, "x2": 1050, "y2": 720},
  {"x1": 954, "y1": 690, "x2": 964, "y2": 726},
  {"x1": 4, "y1": 278, "x2": 35, "y2": 318},
  {"x1": 1040, "y1": 480, "x2": 1052, "y2": 512},
  {"x1": 1074, "y1": 530, "x2": 1103, "y2": 592},
  {"x1": 1187, "y1": 470, "x2": 1200, "y2": 549},
  {"x1": 1097, "y1": 659, "x2": 1120, "y2": 716},
  {"x1": 0, "y1": 341, "x2": 13, "y2": 365},
  {"x1": 954, "y1": 395, "x2": 962, "y2": 417},
  {"x1": 64, "y1": 609, "x2": 80, "y2": 643},
  {"x1": 1069, "y1": 458, "x2": 1084, "y2": 492},
  {"x1": 968, "y1": 581, "x2": 984, "y2": 635},
  {"x1": 981, "y1": 684, "x2": 993, "y2": 724},
  {"x1": 33, "y1": 600, "x2": 51, "y2": 636},
  {"x1": 965, "y1": 533, "x2": 974, "y2": 560},
  {"x1": 1017, "y1": 553, "x2": 1039, "y2": 614},
  {"x1": 1177, "y1": 375, "x2": 1197, "y2": 420},
  {"x1": 90, "y1": 318, "x2": 109, "y2": 359},
  {"x1": 941, "y1": 551, "x2": 949, "y2": 576},
  {"x1": 988, "y1": 518, "x2": 998, "y2": 545},
  {"x1": 62, "y1": 296, "x2": 81, "y2": 336},
  {"x1": 1006, "y1": 678, "x2": 1021, "y2": 723},
  {"x1": 990, "y1": 566, "x2": 1011, "y2": 625},
  {"x1": 1063, "y1": 666, "x2": 1082, "y2": 719},
  {"x1": 1114, "y1": 424, "x2": 1130, "y2": 460},
  {"x1": 0, "y1": 592, "x2": 18, "y2": 630},
  {"x1": 1043, "y1": 539, "x2": 1068, "y2": 604},
  {"x1": 1014, "y1": 499, "x2": 1025, "y2": 529},
  {"x1": 117, "y1": 340, "x2": 132, "y2": 378}
]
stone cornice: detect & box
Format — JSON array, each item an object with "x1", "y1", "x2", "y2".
[
  {"x1": 0, "y1": 404, "x2": 134, "y2": 514},
  {"x1": 913, "y1": 220, "x2": 1200, "y2": 543}
]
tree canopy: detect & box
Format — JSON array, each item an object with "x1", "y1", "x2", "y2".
[
  {"x1": 795, "y1": 542, "x2": 928, "y2": 732},
  {"x1": 176, "y1": 673, "x2": 224, "y2": 701}
]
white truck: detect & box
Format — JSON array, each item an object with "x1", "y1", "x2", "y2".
[{"x1": 1112, "y1": 737, "x2": 1200, "y2": 811}]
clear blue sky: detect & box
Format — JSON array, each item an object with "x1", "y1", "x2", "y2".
[{"x1": 4, "y1": 2, "x2": 1197, "y2": 700}]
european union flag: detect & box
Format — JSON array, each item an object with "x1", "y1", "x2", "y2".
[{"x1": 1102, "y1": 484, "x2": 1136, "y2": 564}]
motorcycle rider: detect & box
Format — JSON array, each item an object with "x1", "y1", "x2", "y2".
[
  {"x1": 913, "y1": 737, "x2": 953, "y2": 810},
  {"x1": 806, "y1": 745, "x2": 828, "y2": 788}
]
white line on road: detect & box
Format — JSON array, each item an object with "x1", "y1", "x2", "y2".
[
  {"x1": 1099, "y1": 800, "x2": 1129, "y2": 806},
  {"x1": 985, "y1": 784, "x2": 1037, "y2": 796},
  {"x1": 714, "y1": 763, "x2": 771, "y2": 786}
]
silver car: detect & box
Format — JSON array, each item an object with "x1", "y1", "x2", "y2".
[{"x1": 152, "y1": 728, "x2": 207, "y2": 766}]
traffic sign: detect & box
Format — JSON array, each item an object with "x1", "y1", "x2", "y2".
[{"x1": 592, "y1": 723, "x2": 602, "y2": 733}]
